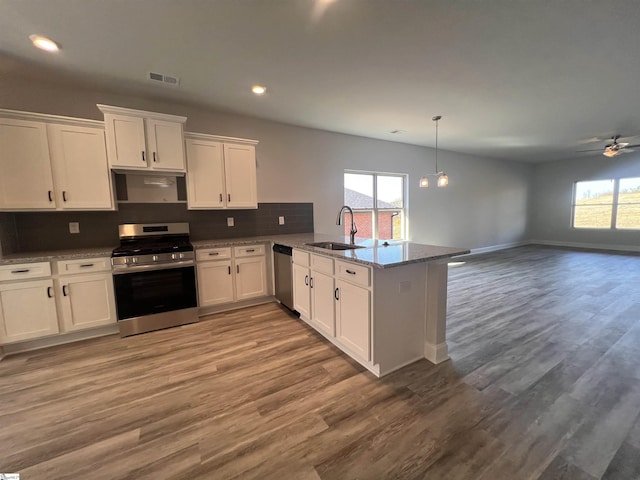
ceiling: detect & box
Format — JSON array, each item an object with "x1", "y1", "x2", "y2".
[{"x1": 1, "y1": 0, "x2": 640, "y2": 163}]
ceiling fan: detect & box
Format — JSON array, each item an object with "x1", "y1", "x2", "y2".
[{"x1": 578, "y1": 135, "x2": 640, "y2": 157}]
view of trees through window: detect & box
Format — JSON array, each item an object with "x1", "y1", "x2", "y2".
[
  {"x1": 343, "y1": 171, "x2": 406, "y2": 240},
  {"x1": 573, "y1": 177, "x2": 640, "y2": 229}
]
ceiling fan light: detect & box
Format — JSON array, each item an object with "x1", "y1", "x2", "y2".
[
  {"x1": 437, "y1": 173, "x2": 449, "y2": 187},
  {"x1": 419, "y1": 177, "x2": 429, "y2": 188},
  {"x1": 603, "y1": 149, "x2": 618, "y2": 158}
]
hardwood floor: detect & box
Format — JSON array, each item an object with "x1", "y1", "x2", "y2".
[{"x1": 1, "y1": 245, "x2": 640, "y2": 479}]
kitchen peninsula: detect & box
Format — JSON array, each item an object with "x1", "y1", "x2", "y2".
[{"x1": 194, "y1": 233, "x2": 469, "y2": 377}]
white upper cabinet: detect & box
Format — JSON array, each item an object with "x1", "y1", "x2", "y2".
[
  {"x1": 0, "y1": 118, "x2": 55, "y2": 210},
  {"x1": 98, "y1": 104, "x2": 187, "y2": 173},
  {"x1": 0, "y1": 110, "x2": 114, "y2": 211},
  {"x1": 185, "y1": 133, "x2": 258, "y2": 210},
  {"x1": 47, "y1": 123, "x2": 114, "y2": 210}
]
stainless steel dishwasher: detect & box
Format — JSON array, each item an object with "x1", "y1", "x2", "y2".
[{"x1": 272, "y1": 244, "x2": 294, "y2": 310}]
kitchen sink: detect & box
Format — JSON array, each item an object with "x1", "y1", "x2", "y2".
[{"x1": 305, "y1": 241, "x2": 365, "y2": 251}]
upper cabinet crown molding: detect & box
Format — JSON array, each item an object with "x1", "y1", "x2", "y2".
[
  {"x1": 184, "y1": 131, "x2": 258, "y2": 146},
  {"x1": 0, "y1": 108, "x2": 103, "y2": 128},
  {"x1": 96, "y1": 105, "x2": 187, "y2": 124}
]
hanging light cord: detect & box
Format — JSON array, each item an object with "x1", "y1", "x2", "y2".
[{"x1": 433, "y1": 115, "x2": 441, "y2": 174}]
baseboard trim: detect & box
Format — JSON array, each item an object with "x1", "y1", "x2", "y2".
[
  {"x1": 198, "y1": 296, "x2": 276, "y2": 317},
  {"x1": 424, "y1": 341, "x2": 449, "y2": 364},
  {"x1": 1, "y1": 324, "x2": 119, "y2": 357},
  {"x1": 530, "y1": 239, "x2": 640, "y2": 253},
  {"x1": 463, "y1": 240, "x2": 531, "y2": 256}
]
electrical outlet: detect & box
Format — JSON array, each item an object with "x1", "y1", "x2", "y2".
[
  {"x1": 227, "y1": 217, "x2": 234, "y2": 227},
  {"x1": 69, "y1": 222, "x2": 80, "y2": 234},
  {"x1": 278, "y1": 216, "x2": 285, "y2": 225}
]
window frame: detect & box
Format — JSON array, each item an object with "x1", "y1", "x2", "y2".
[
  {"x1": 571, "y1": 177, "x2": 640, "y2": 230},
  {"x1": 344, "y1": 170, "x2": 408, "y2": 240}
]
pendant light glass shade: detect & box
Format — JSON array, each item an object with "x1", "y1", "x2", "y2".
[
  {"x1": 419, "y1": 177, "x2": 429, "y2": 188},
  {"x1": 437, "y1": 173, "x2": 448, "y2": 187}
]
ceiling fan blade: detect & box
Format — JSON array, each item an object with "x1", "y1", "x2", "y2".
[
  {"x1": 577, "y1": 148, "x2": 607, "y2": 152},
  {"x1": 624, "y1": 143, "x2": 640, "y2": 148}
]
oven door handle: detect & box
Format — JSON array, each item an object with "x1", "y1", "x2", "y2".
[{"x1": 112, "y1": 261, "x2": 195, "y2": 274}]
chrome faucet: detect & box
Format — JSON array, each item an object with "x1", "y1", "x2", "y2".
[{"x1": 336, "y1": 205, "x2": 358, "y2": 244}]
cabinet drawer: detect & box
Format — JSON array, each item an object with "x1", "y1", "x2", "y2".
[
  {"x1": 196, "y1": 247, "x2": 232, "y2": 262},
  {"x1": 335, "y1": 260, "x2": 371, "y2": 288},
  {"x1": 293, "y1": 249, "x2": 310, "y2": 267},
  {"x1": 234, "y1": 244, "x2": 265, "y2": 258},
  {"x1": 0, "y1": 262, "x2": 51, "y2": 282},
  {"x1": 311, "y1": 254, "x2": 334, "y2": 275},
  {"x1": 57, "y1": 257, "x2": 111, "y2": 275}
]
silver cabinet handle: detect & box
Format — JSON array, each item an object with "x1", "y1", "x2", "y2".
[
  {"x1": 346, "y1": 269, "x2": 356, "y2": 275},
  {"x1": 334, "y1": 287, "x2": 339, "y2": 300},
  {"x1": 304, "y1": 275, "x2": 309, "y2": 286},
  {"x1": 11, "y1": 269, "x2": 30, "y2": 274},
  {"x1": 62, "y1": 285, "x2": 69, "y2": 296},
  {"x1": 47, "y1": 286, "x2": 53, "y2": 298},
  {"x1": 310, "y1": 277, "x2": 314, "y2": 288}
]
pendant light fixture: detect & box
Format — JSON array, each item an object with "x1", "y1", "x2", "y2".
[{"x1": 419, "y1": 115, "x2": 448, "y2": 188}]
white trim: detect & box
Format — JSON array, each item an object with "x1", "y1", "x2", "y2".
[
  {"x1": 424, "y1": 341, "x2": 449, "y2": 364},
  {"x1": 0, "y1": 108, "x2": 103, "y2": 127},
  {"x1": 1, "y1": 324, "x2": 119, "y2": 356},
  {"x1": 184, "y1": 131, "x2": 259, "y2": 145},
  {"x1": 97, "y1": 104, "x2": 187, "y2": 123},
  {"x1": 463, "y1": 240, "x2": 531, "y2": 256},
  {"x1": 530, "y1": 239, "x2": 640, "y2": 253}
]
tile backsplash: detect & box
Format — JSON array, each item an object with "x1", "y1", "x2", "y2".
[{"x1": 1, "y1": 203, "x2": 313, "y2": 253}]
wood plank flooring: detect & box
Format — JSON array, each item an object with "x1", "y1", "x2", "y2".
[{"x1": 1, "y1": 245, "x2": 640, "y2": 479}]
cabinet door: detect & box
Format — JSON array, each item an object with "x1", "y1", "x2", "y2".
[
  {"x1": 224, "y1": 144, "x2": 257, "y2": 208},
  {"x1": 57, "y1": 273, "x2": 117, "y2": 332},
  {"x1": 0, "y1": 118, "x2": 55, "y2": 210},
  {"x1": 48, "y1": 123, "x2": 114, "y2": 210},
  {"x1": 197, "y1": 260, "x2": 235, "y2": 306},
  {"x1": 335, "y1": 279, "x2": 371, "y2": 361},
  {"x1": 293, "y1": 263, "x2": 311, "y2": 320},
  {"x1": 235, "y1": 256, "x2": 267, "y2": 300},
  {"x1": 185, "y1": 138, "x2": 226, "y2": 209},
  {"x1": 103, "y1": 113, "x2": 147, "y2": 168},
  {"x1": 0, "y1": 279, "x2": 58, "y2": 343},
  {"x1": 311, "y1": 270, "x2": 335, "y2": 336},
  {"x1": 146, "y1": 119, "x2": 186, "y2": 171}
]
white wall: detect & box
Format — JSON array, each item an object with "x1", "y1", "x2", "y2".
[
  {"x1": 531, "y1": 152, "x2": 640, "y2": 250},
  {"x1": 0, "y1": 74, "x2": 532, "y2": 250}
]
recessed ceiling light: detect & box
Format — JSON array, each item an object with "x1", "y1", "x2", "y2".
[
  {"x1": 251, "y1": 85, "x2": 267, "y2": 95},
  {"x1": 29, "y1": 34, "x2": 60, "y2": 52}
]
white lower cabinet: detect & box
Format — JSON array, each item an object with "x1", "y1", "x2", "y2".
[
  {"x1": 55, "y1": 271, "x2": 117, "y2": 332},
  {"x1": 293, "y1": 263, "x2": 311, "y2": 319},
  {"x1": 0, "y1": 258, "x2": 117, "y2": 345},
  {"x1": 197, "y1": 244, "x2": 267, "y2": 308},
  {"x1": 0, "y1": 279, "x2": 59, "y2": 343},
  {"x1": 311, "y1": 270, "x2": 335, "y2": 336},
  {"x1": 335, "y1": 279, "x2": 371, "y2": 361}
]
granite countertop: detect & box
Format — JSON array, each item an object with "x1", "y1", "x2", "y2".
[
  {"x1": 0, "y1": 247, "x2": 115, "y2": 265},
  {"x1": 0, "y1": 234, "x2": 469, "y2": 269},
  {"x1": 194, "y1": 233, "x2": 470, "y2": 269}
]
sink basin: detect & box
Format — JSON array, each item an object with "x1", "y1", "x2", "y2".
[{"x1": 305, "y1": 241, "x2": 365, "y2": 251}]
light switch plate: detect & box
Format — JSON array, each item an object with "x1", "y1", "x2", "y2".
[
  {"x1": 69, "y1": 222, "x2": 80, "y2": 234},
  {"x1": 278, "y1": 216, "x2": 285, "y2": 225},
  {"x1": 227, "y1": 217, "x2": 234, "y2": 227}
]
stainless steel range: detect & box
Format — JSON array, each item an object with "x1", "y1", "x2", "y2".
[{"x1": 111, "y1": 223, "x2": 198, "y2": 337}]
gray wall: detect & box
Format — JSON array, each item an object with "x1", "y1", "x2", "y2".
[
  {"x1": 530, "y1": 152, "x2": 640, "y2": 249},
  {"x1": 0, "y1": 74, "x2": 533, "y2": 251}
]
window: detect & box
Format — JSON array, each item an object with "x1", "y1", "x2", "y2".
[
  {"x1": 572, "y1": 177, "x2": 640, "y2": 230},
  {"x1": 343, "y1": 171, "x2": 407, "y2": 240}
]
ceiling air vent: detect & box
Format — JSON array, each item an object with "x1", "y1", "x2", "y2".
[{"x1": 148, "y1": 72, "x2": 180, "y2": 86}]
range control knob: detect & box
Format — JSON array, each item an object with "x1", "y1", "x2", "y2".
[
  {"x1": 179, "y1": 253, "x2": 185, "y2": 259},
  {"x1": 123, "y1": 257, "x2": 129, "y2": 265},
  {"x1": 171, "y1": 253, "x2": 178, "y2": 260},
  {"x1": 152, "y1": 255, "x2": 159, "y2": 262},
  {"x1": 131, "y1": 257, "x2": 138, "y2": 264}
]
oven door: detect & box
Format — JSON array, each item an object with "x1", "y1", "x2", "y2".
[{"x1": 113, "y1": 264, "x2": 197, "y2": 320}]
